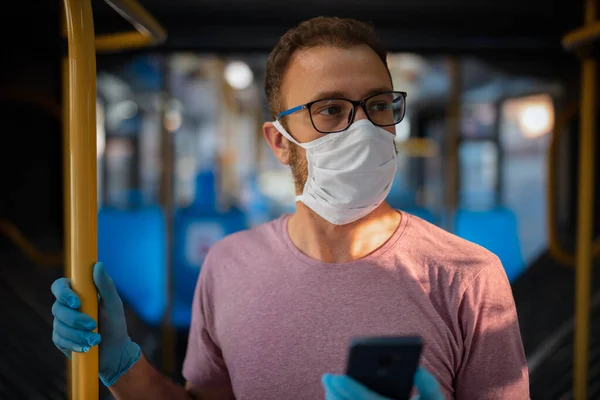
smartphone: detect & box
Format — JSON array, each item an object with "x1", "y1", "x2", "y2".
[{"x1": 346, "y1": 336, "x2": 423, "y2": 400}]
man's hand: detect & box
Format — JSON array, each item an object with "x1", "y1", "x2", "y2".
[
  {"x1": 51, "y1": 262, "x2": 141, "y2": 386},
  {"x1": 321, "y1": 367, "x2": 445, "y2": 400}
]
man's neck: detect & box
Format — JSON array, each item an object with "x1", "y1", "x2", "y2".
[{"x1": 286, "y1": 201, "x2": 401, "y2": 263}]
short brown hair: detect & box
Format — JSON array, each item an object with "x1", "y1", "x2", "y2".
[{"x1": 264, "y1": 16, "x2": 390, "y2": 119}]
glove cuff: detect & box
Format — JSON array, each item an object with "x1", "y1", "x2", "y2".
[{"x1": 101, "y1": 339, "x2": 142, "y2": 387}]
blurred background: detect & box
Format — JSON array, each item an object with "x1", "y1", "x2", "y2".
[{"x1": 1, "y1": 0, "x2": 599, "y2": 399}]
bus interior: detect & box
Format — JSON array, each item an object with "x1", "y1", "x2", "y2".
[{"x1": 1, "y1": 0, "x2": 599, "y2": 399}]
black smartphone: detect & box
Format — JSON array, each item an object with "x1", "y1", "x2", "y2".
[{"x1": 346, "y1": 336, "x2": 423, "y2": 400}]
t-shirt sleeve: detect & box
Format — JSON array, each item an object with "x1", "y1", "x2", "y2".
[
  {"x1": 455, "y1": 256, "x2": 529, "y2": 400},
  {"x1": 182, "y1": 254, "x2": 231, "y2": 389}
]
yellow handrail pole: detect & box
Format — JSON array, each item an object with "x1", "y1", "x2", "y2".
[
  {"x1": 0, "y1": 220, "x2": 63, "y2": 266},
  {"x1": 63, "y1": 0, "x2": 99, "y2": 399},
  {"x1": 574, "y1": 0, "x2": 597, "y2": 398},
  {"x1": 548, "y1": 102, "x2": 580, "y2": 265},
  {"x1": 445, "y1": 57, "x2": 461, "y2": 232},
  {"x1": 0, "y1": 92, "x2": 61, "y2": 266},
  {"x1": 0, "y1": 90, "x2": 62, "y2": 120},
  {"x1": 95, "y1": 0, "x2": 167, "y2": 52},
  {"x1": 562, "y1": 22, "x2": 600, "y2": 50},
  {"x1": 95, "y1": 30, "x2": 164, "y2": 52},
  {"x1": 61, "y1": 6, "x2": 73, "y2": 398},
  {"x1": 548, "y1": 102, "x2": 600, "y2": 266}
]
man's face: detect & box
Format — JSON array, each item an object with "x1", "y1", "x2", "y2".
[{"x1": 264, "y1": 44, "x2": 394, "y2": 194}]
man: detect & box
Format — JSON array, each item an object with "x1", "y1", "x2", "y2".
[{"x1": 51, "y1": 17, "x2": 529, "y2": 399}]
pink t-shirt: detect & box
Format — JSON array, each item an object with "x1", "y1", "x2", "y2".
[{"x1": 182, "y1": 211, "x2": 529, "y2": 399}]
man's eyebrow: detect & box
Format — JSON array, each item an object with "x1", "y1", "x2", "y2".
[
  {"x1": 309, "y1": 91, "x2": 347, "y2": 102},
  {"x1": 363, "y1": 87, "x2": 395, "y2": 98},
  {"x1": 308, "y1": 87, "x2": 394, "y2": 103}
]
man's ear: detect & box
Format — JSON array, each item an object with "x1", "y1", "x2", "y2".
[{"x1": 263, "y1": 121, "x2": 291, "y2": 165}]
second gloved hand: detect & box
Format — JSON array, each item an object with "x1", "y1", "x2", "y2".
[
  {"x1": 321, "y1": 367, "x2": 445, "y2": 400},
  {"x1": 51, "y1": 262, "x2": 141, "y2": 386}
]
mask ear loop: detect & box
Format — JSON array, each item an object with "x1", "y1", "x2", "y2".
[
  {"x1": 271, "y1": 120, "x2": 306, "y2": 204},
  {"x1": 272, "y1": 120, "x2": 299, "y2": 145},
  {"x1": 272, "y1": 119, "x2": 346, "y2": 150}
]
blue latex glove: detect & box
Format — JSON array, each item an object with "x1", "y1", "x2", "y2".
[
  {"x1": 51, "y1": 262, "x2": 141, "y2": 386},
  {"x1": 322, "y1": 367, "x2": 445, "y2": 400}
]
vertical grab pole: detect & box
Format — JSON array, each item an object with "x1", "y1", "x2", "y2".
[
  {"x1": 445, "y1": 57, "x2": 461, "y2": 231},
  {"x1": 574, "y1": 1, "x2": 597, "y2": 399},
  {"x1": 61, "y1": 6, "x2": 73, "y2": 400},
  {"x1": 62, "y1": 0, "x2": 100, "y2": 398}
]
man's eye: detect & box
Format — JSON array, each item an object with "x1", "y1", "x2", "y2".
[
  {"x1": 369, "y1": 102, "x2": 390, "y2": 111},
  {"x1": 319, "y1": 106, "x2": 342, "y2": 115}
]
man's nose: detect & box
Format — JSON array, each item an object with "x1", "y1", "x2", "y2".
[{"x1": 353, "y1": 105, "x2": 369, "y2": 122}]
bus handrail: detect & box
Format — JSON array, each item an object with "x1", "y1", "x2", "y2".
[
  {"x1": 0, "y1": 92, "x2": 66, "y2": 267},
  {"x1": 0, "y1": 220, "x2": 63, "y2": 266},
  {"x1": 547, "y1": 101, "x2": 600, "y2": 266},
  {"x1": 95, "y1": 0, "x2": 167, "y2": 52},
  {"x1": 62, "y1": 0, "x2": 168, "y2": 397},
  {"x1": 0, "y1": 90, "x2": 62, "y2": 120},
  {"x1": 568, "y1": 1, "x2": 598, "y2": 398},
  {"x1": 562, "y1": 21, "x2": 600, "y2": 51},
  {"x1": 62, "y1": 0, "x2": 99, "y2": 397}
]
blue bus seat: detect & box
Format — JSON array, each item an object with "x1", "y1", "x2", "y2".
[
  {"x1": 240, "y1": 173, "x2": 272, "y2": 226},
  {"x1": 98, "y1": 206, "x2": 166, "y2": 326},
  {"x1": 172, "y1": 206, "x2": 247, "y2": 328},
  {"x1": 169, "y1": 170, "x2": 248, "y2": 327},
  {"x1": 455, "y1": 207, "x2": 524, "y2": 282}
]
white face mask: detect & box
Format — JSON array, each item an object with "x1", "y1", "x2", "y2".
[{"x1": 272, "y1": 119, "x2": 397, "y2": 225}]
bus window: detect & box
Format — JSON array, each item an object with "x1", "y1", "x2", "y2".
[
  {"x1": 500, "y1": 94, "x2": 553, "y2": 264},
  {"x1": 459, "y1": 140, "x2": 498, "y2": 210}
]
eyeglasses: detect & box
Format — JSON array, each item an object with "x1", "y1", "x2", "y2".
[{"x1": 276, "y1": 91, "x2": 407, "y2": 134}]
